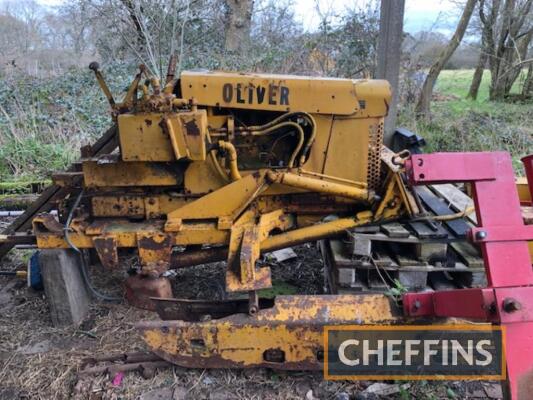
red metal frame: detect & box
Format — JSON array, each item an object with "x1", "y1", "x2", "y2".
[{"x1": 403, "y1": 152, "x2": 533, "y2": 400}]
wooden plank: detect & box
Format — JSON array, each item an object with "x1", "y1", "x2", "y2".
[
  {"x1": 407, "y1": 221, "x2": 448, "y2": 239},
  {"x1": 381, "y1": 223, "x2": 410, "y2": 238},
  {"x1": 522, "y1": 206, "x2": 533, "y2": 225},
  {"x1": 373, "y1": 251, "x2": 394, "y2": 267},
  {"x1": 450, "y1": 241, "x2": 484, "y2": 268},
  {"x1": 39, "y1": 249, "x2": 90, "y2": 326},
  {"x1": 397, "y1": 270, "x2": 428, "y2": 289},
  {"x1": 395, "y1": 254, "x2": 428, "y2": 267},
  {"x1": 415, "y1": 186, "x2": 470, "y2": 237},
  {"x1": 366, "y1": 270, "x2": 389, "y2": 289},
  {"x1": 430, "y1": 183, "x2": 477, "y2": 224},
  {"x1": 348, "y1": 232, "x2": 453, "y2": 244},
  {"x1": 352, "y1": 225, "x2": 381, "y2": 233},
  {"x1": 0, "y1": 234, "x2": 37, "y2": 245},
  {"x1": 0, "y1": 125, "x2": 118, "y2": 259}
]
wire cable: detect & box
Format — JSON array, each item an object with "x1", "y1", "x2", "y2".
[{"x1": 64, "y1": 191, "x2": 121, "y2": 302}]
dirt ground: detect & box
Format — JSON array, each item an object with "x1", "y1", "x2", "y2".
[{"x1": 0, "y1": 230, "x2": 503, "y2": 399}]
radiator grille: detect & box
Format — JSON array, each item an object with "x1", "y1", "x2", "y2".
[{"x1": 367, "y1": 122, "x2": 383, "y2": 190}]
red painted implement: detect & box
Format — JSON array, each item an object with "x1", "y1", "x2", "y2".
[{"x1": 403, "y1": 152, "x2": 533, "y2": 400}]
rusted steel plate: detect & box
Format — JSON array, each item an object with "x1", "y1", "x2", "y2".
[
  {"x1": 137, "y1": 294, "x2": 403, "y2": 370},
  {"x1": 93, "y1": 236, "x2": 119, "y2": 268}
]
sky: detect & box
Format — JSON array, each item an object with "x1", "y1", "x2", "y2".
[
  {"x1": 292, "y1": 0, "x2": 459, "y2": 35},
  {"x1": 37, "y1": 0, "x2": 460, "y2": 36}
]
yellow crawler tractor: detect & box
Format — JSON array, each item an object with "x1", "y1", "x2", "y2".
[
  {"x1": 6, "y1": 63, "x2": 531, "y2": 398},
  {"x1": 35, "y1": 63, "x2": 402, "y2": 306}
]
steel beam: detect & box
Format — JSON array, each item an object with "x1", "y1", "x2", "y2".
[{"x1": 403, "y1": 151, "x2": 533, "y2": 400}]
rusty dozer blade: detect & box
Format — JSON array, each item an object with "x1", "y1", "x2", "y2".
[{"x1": 136, "y1": 294, "x2": 403, "y2": 370}]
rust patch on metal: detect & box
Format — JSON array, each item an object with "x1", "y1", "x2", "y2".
[
  {"x1": 93, "y1": 236, "x2": 119, "y2": 268},
  {"x1": 35, "y1": 213, "x2": 64, "y2": 234},
  {"x1": 125, "y1": 275, "x2": 173, "y2": 310},
  {"x1": 137, "y1": 232, "x2": 173, "y2": 276},
  {"x1": 184, "y1": 120, "x2": 200, "y2": 136},
  {"x1": 152, "y1": 297, "x2": 275, "y2": 321}
]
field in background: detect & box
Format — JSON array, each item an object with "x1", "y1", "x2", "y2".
[{"x1": 400, "y1": 69, "x2": 532, "y2": 170}]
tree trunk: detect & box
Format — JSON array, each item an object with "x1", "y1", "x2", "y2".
[
  {"x1": 415, "y1": 0, "x2": 478, "y2": 119},
  {"x1": 467, "y1": 50, "x2": 487, "y2": 99},
  {"x1": 467, "y1": 0, "x2": 494, "y2": 100},
  {"x1": 490, "y1": 30, "x2": 533, "y2": 99},
  {"x1": 119, "y1": 0, "x2": 145, "y2": 49},
  {"x1": 488, "y1": 0, "x2": 533, "y2": 99},
  {"x1": 224, "y1": 0, "x2": 254, "y2": 55},
  {"x1": 522, "y1": 63, "x2": 533, "y2": 97},
  {"x1": 376, "y1": 0, "x2": 405, "y2": 145}
]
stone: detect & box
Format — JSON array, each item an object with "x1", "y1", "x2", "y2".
[
  {"x1": 362, "y1": 382, "x2": 409, "y2": 396},
  {"x1": 18, "y1": 340, "x2": 51, "y2": 355},
  {"x1": 335, "y1": 392, "x2": 350, "y2": 400},
  {"x1": 39, "y1": 249, "x2": 90, "y2": 327},
  {"x1": 139, "y1": 387, "x2": 174, "y2": 400},
  {"x1": 173, "y1": 386, "x2": 188, "y2": 400},
  {"x1": 482, "y1": 382, "x2": 503, "y2": 399}
]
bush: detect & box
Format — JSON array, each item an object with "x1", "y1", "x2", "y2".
[{"x1": 0, "y1": 64, "x2": 133, "y2": 180}]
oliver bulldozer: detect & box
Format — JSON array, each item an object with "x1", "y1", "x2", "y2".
[{"x1": 1, "y1": 63, "x2": 532, "y2": 399}]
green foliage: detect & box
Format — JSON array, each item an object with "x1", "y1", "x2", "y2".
[
  {"x1": 400, "y1": 70, "x2": 532, "y2": 170},
  {"x1": 258, "y1": 279, "x2": 298, "y2": 298},
  {"x1": 446, "y1": 387, "x2": 457, "y2": 399},
  {"x1": 387, "y1": 279, "x2": 408, "y2": 303},
  {"x1": 0, "y1": 64, "x2": 133, "y2": 180}
]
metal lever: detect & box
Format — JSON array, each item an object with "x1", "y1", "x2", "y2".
[{"x1": 89, "y1": 62, "x2": 115, "y2": 106}]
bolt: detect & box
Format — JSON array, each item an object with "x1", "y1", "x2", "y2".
[
  {"x1": 475, "y1": 231, "x2": 487, "y2": 240},
  {"x1": 502, "y1": 298, "x2": 521, "y2": 313}
]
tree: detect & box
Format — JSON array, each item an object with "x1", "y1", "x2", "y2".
[
  {"x1": 467, "y1": 0, "x2": 499, "y2": 99},
  {"x1": 522, "y1": 63, "x2": 533, "y2": 96},
  {"x1": 376, "y1": 0, "x2": 405, "y2": 144},
  {"x1": 487, "y1": 0, "x2": 533, "y2": 99},
  {"x1": 224, "y1": 0, "x2": 253, "y2": 54},
  {"x1": 415, "y1": 0, "x2": 477, "y2": 119}
]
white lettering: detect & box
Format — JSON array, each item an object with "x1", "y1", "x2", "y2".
[
  {"x1": 338, "y1": 339, "x2": 359, "y2": 366},
  {"x1": 363, "y1": 340, "x2": 384, "y2": 366}
]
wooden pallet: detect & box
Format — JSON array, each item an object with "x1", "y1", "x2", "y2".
[{"x1": 321, "y1": 183, "x2": 486, "y2": 293}]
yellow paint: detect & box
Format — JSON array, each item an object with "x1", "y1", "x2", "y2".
[
  {"x1": 138, "y1": 294, "x2": 400, "y2": 367},
  {"x1": 180, "y1": 71, "x2": 390, "y2": 115},
  {"x1": 83, "y1": 161, "x2": 183, "y2": 187}
]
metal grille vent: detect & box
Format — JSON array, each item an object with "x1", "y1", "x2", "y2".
[{"x1": 367, "y1": 122, "x2": 384, "y2": 190}]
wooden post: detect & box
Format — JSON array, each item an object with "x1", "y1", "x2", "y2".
[
  {"x1": 376, "y1": 0, "x2": 405, "y2": 146},
  {"x1": 39, "y1": 249, "x2": 90, "y2": 326}
]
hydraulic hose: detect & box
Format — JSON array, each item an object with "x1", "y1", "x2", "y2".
[
  {"x1": 217, "y1": 141, "x2": 242, "y2": 180},
  {"x1": 207, "y1": 111, "x2": 316, "y2": 179},
  {"x1": 245, "y1": 121, "x2": 305, "y2": 168},
  {"x1": 241, "y1": 112, "x2": 316, "y2": 166},
  {"x1": 207, "y1": 131, "x2": 231, "y2": 182}
]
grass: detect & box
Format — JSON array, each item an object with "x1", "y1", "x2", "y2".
[{"x1": 399, "y1": 69, "x2": 532, "y2": 171}]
